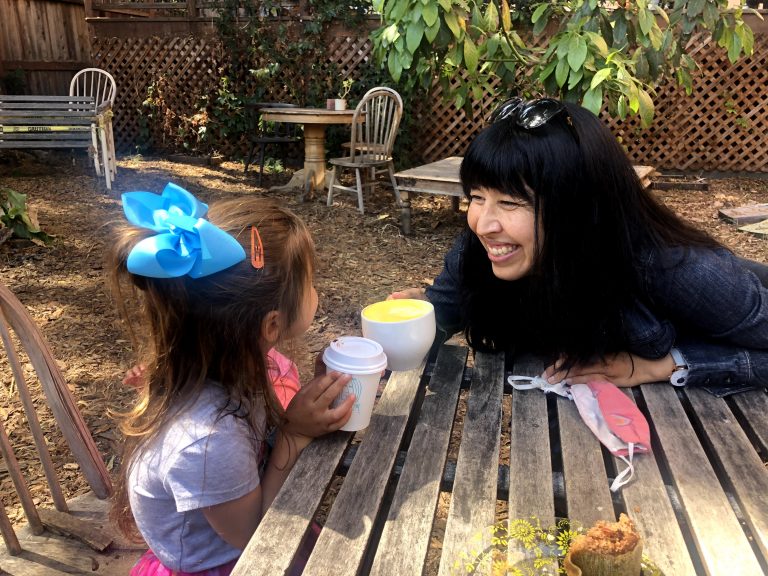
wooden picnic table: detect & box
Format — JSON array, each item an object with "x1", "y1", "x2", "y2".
[
  {"x1": 232, "y1": 343, "x2": 768, "y2": 576},
  {"x1": 393, "y1": 157, "x2": 657, "y2": 234}
]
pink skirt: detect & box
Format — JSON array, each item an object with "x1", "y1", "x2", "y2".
[{"x1": 131, "y1": 550, "x2": 238, "y2": 576}]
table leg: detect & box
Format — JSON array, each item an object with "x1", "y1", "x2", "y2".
[
  {"x1": 399, "y1": 191, "x2": 412, "y2": 235},
  {"x1": 302, "y1": 124, "x2": 327, "y2": 199}
]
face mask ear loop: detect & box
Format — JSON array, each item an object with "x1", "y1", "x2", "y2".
[
  {"x1": 508, "y1": 375, "x2": 573, "y2": 399},
  {"x1": 610, "y1": 442, "x2": 635, "y2": 492},
  {"x1": 508, "y1": 375, "x2": 545, "y2": 390}
]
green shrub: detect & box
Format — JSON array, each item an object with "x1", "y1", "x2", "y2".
[{"x1": 0, "y1": 187, "x2": 53, "y2": 245}]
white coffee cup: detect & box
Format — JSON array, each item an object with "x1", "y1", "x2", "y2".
[
  {"x1": 323, "y1": 336, "x2": 387, "y2": 432},
  {"x1": 361, "y1": 299, "x2": 436, "y2": 371}
]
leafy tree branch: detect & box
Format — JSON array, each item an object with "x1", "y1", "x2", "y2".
[{"x1": 370, "y1": 0, "x2": 761, "y2": 125}]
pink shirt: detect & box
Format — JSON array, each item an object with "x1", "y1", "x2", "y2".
[{"x1": 266, "y1": 348, "x2": 300, "y2": 409}]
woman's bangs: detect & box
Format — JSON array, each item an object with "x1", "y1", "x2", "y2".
[
  {"x1": 461, "y1": 122, "x2": 536, "y2": 203},
  {"x1": 461, "y1": 154, "x2": 531, "y2": 203}
]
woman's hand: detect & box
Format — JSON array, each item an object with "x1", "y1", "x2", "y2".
[
  {"x1": 282, "y1": 370, "x2": 354, "y2": 447},
  {"x1": 543, "y1": 352, "x2": 675, "y2": 387},
  {"x1": 387, "y1": 287, "x2": 427, "y2": 300}
]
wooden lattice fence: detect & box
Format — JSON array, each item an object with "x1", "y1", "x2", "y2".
[
  {"x1": 88, "y1": 14, "x2": 768, "y2": 172},
  {"x1": 605, "y1": 32, "x2": 768, "y2": 173},
  {"x1": 93, "y1": 36, "x2": 223, "y2": 153}
]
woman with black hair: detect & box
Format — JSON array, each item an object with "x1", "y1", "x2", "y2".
[{"x1": 393, "y1": 98, "x2": 768, "y2": 396}]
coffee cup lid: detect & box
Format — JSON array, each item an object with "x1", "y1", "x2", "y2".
[{"x1": 323, "y1": 336, "x2": 387, "y2": 374}]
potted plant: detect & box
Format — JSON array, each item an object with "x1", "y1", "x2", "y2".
[{"x1": 334, "y1": 79, "x2": 354, "y2": 110}]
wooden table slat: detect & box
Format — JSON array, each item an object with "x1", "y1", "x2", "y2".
[
  {"x1": 302, "y1": 363, "x2": 426, "y2": 576},
  {"x1": 685, "y1": 388, "x2": 768, "y2": 562},
  {"x1": 642, "y1": 385, "x2": 763, "y2": 575},
  {"x1": 231, "y1": 432, "x2": 352, "y2": 576},
  {"x1": 615, "y1": 389, "x2": 697, "y2": 576},
  {"x1": 369, "y1": 345, "x2": 468, "y2": 576},
  {"x1": 506, "y1": 355, "x2": 557, "y2": 570},
  {"x1": 438, "y1": 351, "x2": 505, "y2": 576},
  {"x1": 507, "y1": 355, "x2": 555, "y2": 525},
  {"x1": 731, "y1": 389, "x2": 768, "y2": 454},
  {"x1": 557, "y1": 395, "x2": 616, "y2": 527}
]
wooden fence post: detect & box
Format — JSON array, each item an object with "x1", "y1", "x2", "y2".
[
  {"x1": 83, "y1": 0, "x2": 93, "y2": 18},
  {"x1": 187, "y1": 0, "x2": 197, "y2": 19}
]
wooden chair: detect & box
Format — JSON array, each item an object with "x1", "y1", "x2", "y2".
[
  {"x1": 243, "y1": 102, "x2": 302, "y2": 186},
  {"x1": 326, "y1": 87, "x2": 404, "y2": 214},
  {"x1": 0, "y1": 280, "x2": 112, "y2": 556},
  {"x1": 70, "y1": 68, "x2": 117, "y2": 185}
]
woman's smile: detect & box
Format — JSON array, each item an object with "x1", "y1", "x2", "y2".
[{"x1": 485, "y1": 241, "x2": 521, "y2": 260}]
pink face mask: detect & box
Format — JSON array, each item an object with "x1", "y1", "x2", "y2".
[{"x1": 508, "y1": 376, "x2": 650, "y2": 491}]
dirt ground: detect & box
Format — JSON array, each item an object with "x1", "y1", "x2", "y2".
[{"x1": 1, "y1": 149, "x2": 768, "y2": 538}]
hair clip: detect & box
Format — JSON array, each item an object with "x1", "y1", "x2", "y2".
[{"x1": 251, "y1": 226, "x2": 264, "y2": 269}]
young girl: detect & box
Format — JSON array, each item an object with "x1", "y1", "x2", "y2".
[
  {"x1": 109, "y1": 183, "x2": 354, "y2": 575},
  {"x1": 393, "y1": 97, "x2": 768, "y2": 396}
]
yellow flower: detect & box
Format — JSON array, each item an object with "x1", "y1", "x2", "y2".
[{"x1": 508, "y1": 519, "x2": 537, "y2": 548}]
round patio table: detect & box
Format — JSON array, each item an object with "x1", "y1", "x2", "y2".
[{"x1": 259, "y1": 107, "x2": 357, "y2": 197}]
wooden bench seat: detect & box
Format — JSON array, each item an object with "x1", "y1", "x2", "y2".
[{"x1": 0, "y1": 95, "x2": 112, "y2": 189}]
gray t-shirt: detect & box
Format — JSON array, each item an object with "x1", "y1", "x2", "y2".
[{"x1": 129, "y1": 384, "x2": 266, "y2": 572}]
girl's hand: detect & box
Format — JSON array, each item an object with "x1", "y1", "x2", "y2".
[
  {"x1": 387, "y1": 287, "x2": 426, "y2": 300},
  {"x1": 543, "y1": 352, "x2": 675, "y2": 388},
  {"x1": 283, "y1": 370, "x2": 354, "y2": 443},
  {"x1": 122, "y1": 364, "x2": 147, "y2": 389}
]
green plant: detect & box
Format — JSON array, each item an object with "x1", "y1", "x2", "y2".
[
  {"x1": 202, "y1": 74, "x2": 249, "y2": 143},
  {"x1": 338, "y1": 78, "x2": 355, "y2": 99},
  {"x1": 0, "y1": 188, "x2": 53, "y2": 245},
  {"x1": 138, "y1": 0, "x2": 390, "y2": 156},
  {"x1": 724, "y1": 92, "x2": 751, "y2": 130},
  {"x1": 370, "y1": 0, "x2": 760, "y2": 126},
  {"x1": 141, "y1": 75, "x2": 214, "y2": 154},
  {"x1": 263, "y1": 157, "x2": 286, "y2": 174},
  {"x1": 450, "y1": 518, "x2": 663, "y2": 575}
]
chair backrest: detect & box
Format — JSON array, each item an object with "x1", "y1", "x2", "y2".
[
  {"x1": 69, "y1": 68, "x2": 117, "y2": 110},
  {"x1": 0, "y1": 281, "x2": 112, "y2": 553},
  {"x1": 348, "y1": 87, "x2": 403, "y2": 161}
]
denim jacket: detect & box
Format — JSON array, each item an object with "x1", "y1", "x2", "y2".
[{"x1": 426, "y1": 237, "x2": 768, "y2": 397}]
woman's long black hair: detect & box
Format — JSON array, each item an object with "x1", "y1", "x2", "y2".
[{"x1": 459, "y1": 101, "x2": 720, "y2": 369}]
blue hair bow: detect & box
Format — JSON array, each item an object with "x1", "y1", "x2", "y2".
[{"x1": 122, "y1": 183, "x2": 246, "y2": 278}]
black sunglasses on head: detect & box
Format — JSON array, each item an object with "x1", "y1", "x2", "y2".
[{"x1": 489, "y1": 97, "x2": 573, "y2": 131}]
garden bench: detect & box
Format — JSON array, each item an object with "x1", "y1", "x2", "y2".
[
  {"x1": 233, "y1": 343, "x2": 768, "y2": 576},
  {"x1": 0, "y1": 95, "x2": 113, "y2": 189}
]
